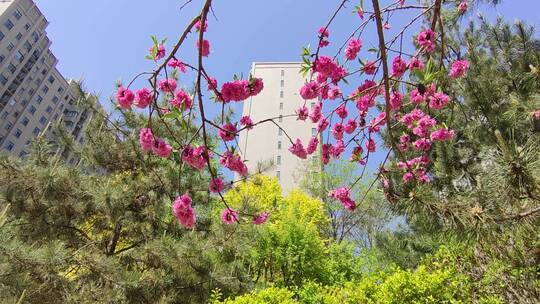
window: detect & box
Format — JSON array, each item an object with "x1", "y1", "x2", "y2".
[
  {"x1": 14, "y1": 129, "x2": 22, "y2": 138},
  {"x1": 31, "y1": 31, "x2": 39, "y2": 42},
  {"x1": 0, "y1": 30, "x2": 4, "y2": 41},
  {"x1": 281, "y1": 69, "x2": 285, "y2": 76},
  {"x1": 53, "y1": 113, "x2": 58, "y2": 120},
  {"x1": 13, "y1": 111, "x2": 19, "y2": 118},
  {"x1": 8, "y1": 63, "x2": 16, "y2": 73},
  {"x1": 278, "y1": 115, "x2": 283, "y2": 123},
  {"x1": 0, "y1": 73, "x2": 7, "y2": 85},
  {"x1": 52, "y1": 96, "x2": 58, "y2": 103},
  {"x1": 279, "y1": 102, "x2": 283, "y2": 110},
  {"x1": 5, "y1": 141, "x2": 14, "y2": 151},
  {"x1": 21, "y1": 117, "x2": 29, "y2": 126},
  {"x1": 280, "y1": 79, "x2": 284, "y2": 87},
  {"x1": 21, "y1": 99, "x2": 28, "y2": 105},
  {"x1": 29, "y1": 105, "x2": 36, "y2": 115},
  {"x1": 276, "y1": 171, "x2": 281, "y2": 180},
  {"x1": 24, "y1": 41, "x2": 31, "y2": 52},
  {"x1": 48, "y1": 75, "x2": 55, "y2": 84},
  {"x1": 280, "y1": 91, "x2": 284, "y2": 98},
  {"x1": 35, "y1": 95, "x2": 43, "y2": 104},
  {"x1": 12, "y1": 9, "x2": 22, "y2": 20},
  {"x1": 57, "y1": 87, "x2": 64, "y2": 94},
  {"x1": 15, "y1": 51, "x2": 24, "y2": 62},
  {"x1": 7, "y1": 42, "x2": 14, "y2": 51},
  {"x1": 1, "y1": 111, "x2": 7, "y2": 119},
  {"x1": 5, "y1": 122, "x2": 12, "y2": 130},
  {"x1": 276, "y1": 155, "x2": 281, "y2": 165},
  {"x1": 0, "y1": 54, "x2": 5, "y2": 63},
  {"x1": 278, "y1": 128, "x2": 282, "y2": 136},
  {"x1": 46, "y1": 106, "x2": 52, "y2": 113},
  {"x1": 4, "y1": 19, "x2": 14, "y2": 30},
  {"x1": 15, "y1": 32, "x2": 22, "y2": 40},
  {"x1": 310, "y1": 102, "x2": 315, "y2": 109},
  {"x1": 39, "y1": 116, "x2": 47, "y2": 125},
  {"x1": 41, "y1": 85, "x2": 49, "y2": 94},
  {"x1": 24, "y1": 23, "x2": 30, "y2": 31},
  {"x1": 278, "y1": 141, "x2": 282, "y2": 150},
  {"x1": 41, "y1": 68, "x2": 47, "y2": 76},
  {"x1": 32, "y1": 127, "x2": 40, "y2": 135}
]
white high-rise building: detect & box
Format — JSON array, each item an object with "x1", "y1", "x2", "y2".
[
  {"x1": 0, "y1": 0, "x2": 99, "y2": 163},
  {"x1": 238, "y1": 62, "x2": 319, "y2": 193}
]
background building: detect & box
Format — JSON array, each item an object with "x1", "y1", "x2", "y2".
[
  {"x1": 0, "y1": 0, "x2": 99, "y2": 161},
  {"x1": 238, "y1": 62, "x2": 319, "y2": 193}
]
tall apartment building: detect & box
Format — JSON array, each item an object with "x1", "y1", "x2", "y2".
[
  {"x1": 238, "y1": 62, "x2": 319, "y2": 193},
  {"x1": 0, "y1": 0, "x2": 98, "y2": 162}
]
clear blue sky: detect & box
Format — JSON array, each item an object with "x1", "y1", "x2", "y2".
[
  {"x1": 34, "y1": 0, "x2": 539, "y2": 109},
  {"x1": 33, "y1": 0, "x2": 539, "y2": 177}
]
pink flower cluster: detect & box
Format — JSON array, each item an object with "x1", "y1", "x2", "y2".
[
  {"x1": 329, "y1": 187, "x2": 356, "y2": 211},
  {"x1": 219, "y1": 123, "x2": 237, "y2": 142},
  {"x1": 289, "y1": 138, "x2": 308, "y2": 159},
  {"x1": 345, "y1": 38, "x2": 362, "y2": 60},
  {"x1": 220, "y1": 77, "x2": 264, "y2": 102},
  {"x1": 449, "y1": 59, "x2": 469, "y2": 79},
  {"x1": 417, "y1": 29, "x2": 436, "y2": 53},
  {"x1": 173, "y1": 194, "x2": 196, "y2": 229},
  {"x1": 221, "y1": 208, "x2": 238, "y2": 224},
  {"x1": 171, "y1": 89, "x2": 193, "y2": 110},
  {"x1": 182, "y1": 145, "x2": 208, "y2": 170},
  {"x1": 220, "y1": 150, "x2": 248, "y2": 176},
  {"x1": 139, "y1": 128, "x2": 172, "y2": 158}
]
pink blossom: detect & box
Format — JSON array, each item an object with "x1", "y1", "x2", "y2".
[
  {"x1": 240, "y1": 115, "x2": 254, "y2": 129},
  {"x1": 289, "y1": 138, "x2": 308, "y2": 159},
  {"x1": 209, "y1": 177, "x2": 225, "y2": 193},
  {"x1": 221, "y1": 80, "x2": 249, "y2": 102},
  {"x1": 449, "y1": 59, "x2": 469, "y2": 79},
  {"x1": 336, "y1": 105, "x2": 348, "y2": 119},
  {"x1": 158, "y1": 78, "x2": 177, "y2": 93},
  {"x1": 533, "y1": 110, "x2": 540, "y2": 119},
  {"x1": 384, "y1": 22, "x2": 391, "y2": 30},
  {"x1": 307, "y1": 136, "x2": 319, "y2": 154},
  {"x1": 296, "y1": 106, "x2": 309, "y2": 121},
  {"x1": 345, "y1": 38, "x2": 362, "y2": 60},
  {"x1": 431, "y1": 128, "x2": 455, "y2": 141},
  {"x1": 317, "y1": 118, "x2": 329, "y2": 132},
  {"x1": 403, "y1": 172, "x2": 414, "y2": 183},
  {"x1": 332, "y1": 122, "x2": 344, "y2": 140},
  {"x1": 196, "y1": 39, "x2": 210, "y2": 57},
  {"x1": 153, "y1": 138, "x2": 172, "y2": 158},
  {"x1": 410, "y1": 89, "x2": 426, "y2": 104},
  {"x1": 168, "y1": 59, "x2": 187, "y2": 73},
  {"x1": 413, "y1": 138, "x2": 432, "y2": 151},
  {"x1": 249, "y1": 77, "x2": 264, "y2": 96},
  {"x1": 458, "y1": 1, "x2": 468, "y2": 13},
  {"x1": 221, "y1": 208, "x2": 238, "y2": 224},
  {"x1": 182, "y1": 145, "x2": 207, "y2": 170},
  {"x1": 220, "y1": 150, "x2": 248, "y2": 176},
  {"x1": 391, "y1": 56, "x2": 407, "y2": 78},
  {"x1": 400, "y1": 134, "x2": 410, "y2": 144},
  {"x1": 195, "y1": 19, "x2": 207, "y2": 32},
  {"x1": 389, "y1": 91, "x2": 403, "y2": 111},
  {"x1": 173, "y1": 194, "x2": 196, "y2": 229},
  {"x1": 332, "y1": 140, "x2": 345, "y2": 158},
  {"x1": 366, "y1": 138, "x2": 376, "y2": 152},
  {"x1": 135, "y1": 88, "x2": 153, "y2": 109},
  {"x1": 409, "y1": 57, "x2": 424, "y2": 71},
  {"x1": 207, "y1": 76, "x2": 218, "y2": 91},
  {"x1": 171, "y1": 89, "x2": 193, "y2": 110},
  {"x1": 314, "y1": 56, "x2": 339, "y2": 78},
  {"x1": 357, "y1": 6, "x2": 364, "y2": 19},
  {"x1": 219, "y1": 123, "x2": 237, "y2": 142},
  {"x1": 310, "y1": 102, "x2": 323, "y2": 123},
  {"x1": 328, "y1": 86, "x2": 341, "y2": 99},
  {"x1": 139, "y1": 128, "x2": 155, "y2": 152},
  {"x1": 150, "y1": 44, "x2": 166, "y2": 60},
  {"x1": 321, "y1": 144, "x2": 332, "y2": 165},
  {"x1": 417, "y1": 29, "x2": 436, "y2": 53},
  {"x1": 429, "y1": 92, "x2": 450, "y2": 109},
  {"x1": 318, "y1": 27, "x2": 329, "y2": 38},
  {"x1": 345, "y1": 119, "x2": 357, "y2": 134},
  {"x1": 363, "y1": 60, "x2": 377, "y2": 75},
  {"x1": 329, "y1": 187, "x2": 356, "y2": 211},
  {"x1": 253, "y1": 212, "x2": 269, "y2": 225},
  {"x1": 116, "y1": 87, "x2": 134, "y2": 109}
]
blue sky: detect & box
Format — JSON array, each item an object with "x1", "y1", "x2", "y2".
[{"x1": 32, "y1": 0, "x2": 540, "y2": 177}]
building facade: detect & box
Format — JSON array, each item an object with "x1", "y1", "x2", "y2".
[
  {"x1": 238, "y1": 62, "x2": 319, "y2": 193},
  {"x1": 0, "y1": 0, "x2": 97, "y2": 162}
]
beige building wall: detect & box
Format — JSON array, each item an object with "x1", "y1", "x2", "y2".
[
  {"x1": 0, "y1": 0, "x2": 97, "y2": 162},
  {"x1": 238, "y1": 62, "x2": 318, "y2": 193}
]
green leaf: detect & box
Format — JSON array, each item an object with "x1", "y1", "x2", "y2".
[
  {"x1": 163, "y1": 108, "x2": 183, "y2": 120},
  {"x1": 368, "y1": 48, "x2": 378, "y2": 53}
]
